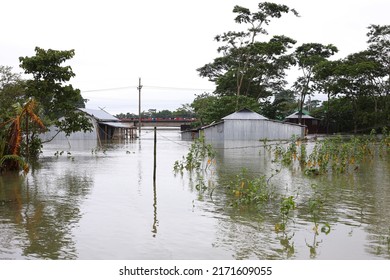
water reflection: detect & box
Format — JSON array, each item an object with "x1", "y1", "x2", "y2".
[
  {"x1": 201, "y1": 139, "x2": 390, "y2": 259},
  {"x1": 152, "y1": 181, "x2": 159, "y2": 238},
  {"x1": 0, "y1": 167, "x2": 93, "y2": 259},
  {"x1": 1, "y1": 133, "x2": 389, "y2": 259}
]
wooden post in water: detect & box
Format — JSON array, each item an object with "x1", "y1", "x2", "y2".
[
  {"x1": 152, "y1": 127, "x2": 158, "y2": 237},
  {"x1": 153, "y1": 126, "x2": 157, "y2": 183},
  {"x1": 137, "y1": 77, "x2": 142, "y2": 138}
]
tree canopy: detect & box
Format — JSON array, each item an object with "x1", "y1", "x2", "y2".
[
  {"x1": 197, "y1": 3, "x2": 298, "y2": 101},
  {"x1": 195, "y1": 2, "x2": 299, "y2": 122},
  {"x1": 19, "y1": 47, "x2": 92, "y2": 137},
  {"x1": 1, "y1": 47, "x2": 92, "y2": 172},
  {"x1": 293, "y1": 43, "x2": 338, "y2": 124},
  {"x1": 194, "y1": 2, "x2": 389, "y2": 132}
]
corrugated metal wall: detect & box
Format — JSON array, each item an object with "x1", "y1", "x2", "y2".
[
  {"x1": 40, "y1": 116, "x2": 98, "y2": 141},
  {"x1": 203, "y1": 122, "x2": 225, "y2": 141},
  {"x1": 203, "y1": 119, "x2": 304, "y2": 141},
  {"x1": 181, "y1": 131, "x2": 200, "y2": 141}
]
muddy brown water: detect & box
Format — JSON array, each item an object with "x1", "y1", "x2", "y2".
[{"x1": 1, "y1": 130, "x2": 389, "y2": 259}]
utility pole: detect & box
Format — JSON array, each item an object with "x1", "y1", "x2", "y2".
[{"x1": 137, "y1": 77, "x2": 142, "y2": 138}]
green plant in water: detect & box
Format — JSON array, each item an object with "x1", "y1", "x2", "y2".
[
  {"x1": 281, "y1": 136, "x2": 298, "y2": 165},
  {"x1": 306, "y1": 184, "x2": 331, "y2": 235},
  {"x1": 0, "y1": 98, "x2": 45, "y2": 173},
  {"x1": 379, "y1": 127, "x2": 390, "y2": 156},
  {"x1": 321, "y1": 222, "x2": 331, "y2": 234},
  {"x1": 273, "y1": 145, "x2": 284, "y2": 162},
  {"x1": 275, "y1": 196, "x2": 296, "y2": 233},
  {"x1": 0, "y1": 154, "x2": 29, "y2": 174},
  {"x1": 273, "y1": 132, "x2": 389, "y2": 176},
  {"x1": 308, "y1": 197, "x2": 323, "y2": 233},
  {"x1": 229, "y1": 168, "x2": 272, "y2": 206},
  {"x1": 173, "y1": 136, "x2": 216, "y2": 173},
  {"x1": 195, "y1": 175, "x2": 207, "y2": 192},
  {"x1": 298, "y1": 141, "x2": 307, "y2": 166}
]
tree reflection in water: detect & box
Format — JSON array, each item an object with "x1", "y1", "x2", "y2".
[{"x1": 0, "y1": 170, "x2": 93, "y2": 259}]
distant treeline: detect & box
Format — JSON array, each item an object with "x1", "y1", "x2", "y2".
[{"x1": 115, "y1": 104, "x2": 195, "y2": 120}]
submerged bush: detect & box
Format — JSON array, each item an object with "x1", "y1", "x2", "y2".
[
  {"x1": 273, "y1": 129, "x2": 390, "y2": 176},
  {"x1": 173, "y1": 136, "x2": 216, "y2": 173},
  {"x1": 228, "y1": 168, "x2": 273, "y2": 206}
]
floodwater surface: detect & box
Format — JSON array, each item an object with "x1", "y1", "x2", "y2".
[{"x1": 0, "y1": 129, "x2": 389, "y2": 259}]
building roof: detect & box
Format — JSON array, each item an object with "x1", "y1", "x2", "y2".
[
  {"x1": 222, "y1": 108, "x2": 268, "y2": 120},
  {"x1": 78, "y1": 108, "x2": 119, "y2": 122},
  {"x1": 285, "y1": 111, "x2": 316, "y2": 119},
  {"x1": 100, "y1": 121, "x2": 132, "y2": 128}
]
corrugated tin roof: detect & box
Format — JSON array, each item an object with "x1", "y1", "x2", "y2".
[
  {"x1": 223, "y1": 108, "x2": 268, "y2": 120},
  {"x1": 285, "y1": 111, "x2": 315, "y2": 119},
  {"x1": 100, "y1": 122, "x2": 133, "y2": 128},
  {"x1": 78, "y1": 108, "x2": 119, "y2": 121},
  {"x1": 201, "y1": 120, "x2": 224, "y2": 129}
]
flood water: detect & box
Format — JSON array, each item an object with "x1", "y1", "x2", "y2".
[{"x1": 1, "y1": 129, "x2": 389, "y2": 260}]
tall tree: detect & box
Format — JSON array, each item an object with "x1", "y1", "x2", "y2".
[
  {"x1": 19, "y1": 47, "x2": 92, "y2": 137},
  {"x1": 322, "y1": 52, "x2": 381, "y2": 133},
  {"x1": 313, "y1": 60, "x2": 342, "y2": 133},
  {"x1": 260, "y1": 89, "x2": 296, "y2": 120},
  {"x1": 366, "y1": 25, "x2": 390, "y2": 125},
  {"x1": 293, "y1": 43, "x2": 338, "y2": 124},
  {"x1": 197, "y1": 2, "x2": 299, "y2": 110}
]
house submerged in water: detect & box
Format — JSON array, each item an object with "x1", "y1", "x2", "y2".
[
  {"x1": 182, "y1": 109, "x2": 306, "y2": 141},
  {"x1": 41, "y1": 108, "x2": 136, "y2": 142},
  {"x1": 284, "y1": 111, "x2": 320, "y2": 134}
]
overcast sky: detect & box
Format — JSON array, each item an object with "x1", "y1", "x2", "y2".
[{"x1": 1, "y1": 0, "x2": 389, "y2": 115}]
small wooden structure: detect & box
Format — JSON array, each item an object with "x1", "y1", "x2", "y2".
[{"x1": 284, "y1": 111, "x2": 320, "y2": 134}]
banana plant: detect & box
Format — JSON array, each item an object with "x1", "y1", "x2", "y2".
[{"x1": 0, "y1": 98, "x2": 45, "y2": 173}]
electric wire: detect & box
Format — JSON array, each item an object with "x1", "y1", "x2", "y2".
[
  {"x1": 81, "y1": 85, "x2": 214, "y2": 93},
  {"x1": 155, "y1": 131, "x2": 192, "y2": 147}
]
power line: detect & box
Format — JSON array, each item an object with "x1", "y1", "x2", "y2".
[
  {"x1": 81, "y1": 86, "x2": 136, "y2": 93},
  {"x1": 81, "y1": 85, "x2": 214, "y2": 93},
  {"x1": 144, "y1": 85, "x2": 214, "y2": 91}
]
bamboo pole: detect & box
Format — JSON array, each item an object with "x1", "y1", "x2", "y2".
[
  {"x1": 153, "y1": 126, "x2": 157, "y2": 183},
  {"x1": 138, "y1": 78, "x2": 142, "y2": 138}
]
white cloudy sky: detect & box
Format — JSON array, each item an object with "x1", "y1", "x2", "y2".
[{"x1": 1, "y1": 0, "x2": 389, "y2": 114}]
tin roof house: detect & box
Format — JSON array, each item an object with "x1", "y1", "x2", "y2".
[
  {"x1": 284, "y1": 111, "x2": 320, "y2": 134},
  {"x1": 201, "y1": 108, "x2": 305, "y2": 141},
  {"x1": 40, "y1": 108, "x2": 136, "y2": 142}
]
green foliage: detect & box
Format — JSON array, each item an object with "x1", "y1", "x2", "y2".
[
  {"x1": 313, "y1": 24, "x2": 390, "y2": 133},
  {"x1": 229, "y1": 168, "x2": 273, "y2": 206},
  {"x1": 55, "y1": 110, "x2": 93, "y2": 136},
  {"x1": 173, "y1": 136, "x2": 216, "y2": 173},
  {"x1": 260, "y1": 89, "x2": 296, "y2": 120},
  {"x1": 197, "y1": 2, "x2": 299, "y2": 107},
  {"x1": 293, "y1": 43, "x2": 338, "y2": 124},
  {"x1": 172, "y1": 104, "x2": 196, "y2": 119},
  {"x1": 19, "y1": 47, "x2": 92, "y2": 138},
  {"x1": 191, "y1": 93, "x2": 260, "y2": 125},
  {"x1": 273, "y1": 131, "x2": 389, "y2": 176},
  {"x1": 302, "y1": 184, "x2": 332, "y2": 235},
  {"x1": 0, "y1": 154, "x2": 29, "y2": 174},
  {"x1": 0, "y1": 98, "x2": 46, "y2": 172},
  {"x1": 0, "y1": 66, "x2": 27, "y2": 118},
  {"x1": 275, "y1": 196, "x2": 296, "y2": 232}
]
